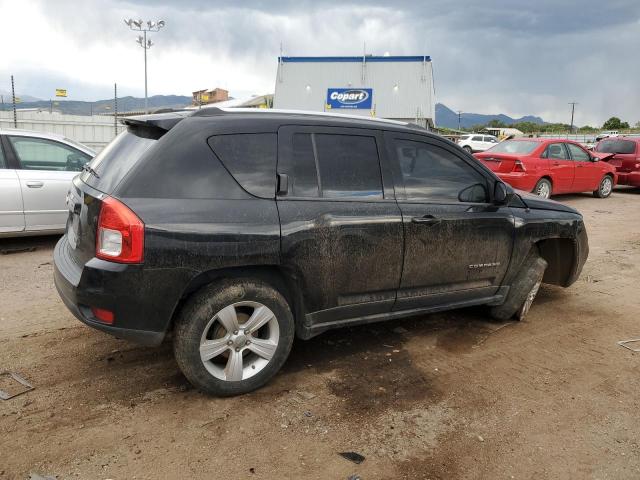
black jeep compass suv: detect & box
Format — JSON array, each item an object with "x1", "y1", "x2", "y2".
[{"x1": 54, "y1": 108, "x2": 588, "y2": 396}]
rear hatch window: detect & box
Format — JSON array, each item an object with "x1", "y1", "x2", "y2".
[{"x1": 80, "y1": 128, "x2": 159, "y2": 193}]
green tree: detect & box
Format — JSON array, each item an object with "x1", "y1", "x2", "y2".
[
  {"x1": 487, "y1": 119, "x2": 507, "y2": 128},
  {"x1": 602, "y1": 117, "x2": 630, "y2": 130}
]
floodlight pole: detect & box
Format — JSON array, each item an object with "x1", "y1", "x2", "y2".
[{"x1": 124, "y1": 19, "x2": 165, "y2": 114}]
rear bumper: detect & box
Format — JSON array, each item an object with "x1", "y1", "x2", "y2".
[
  {"x1": 53, "y1": 235, "x2": 170, "y2": 346},
  {"x1": 496, "y1": 172, "x2": 536, "y2": 192}
]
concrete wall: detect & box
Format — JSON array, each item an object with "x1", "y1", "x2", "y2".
[{"x1": 0, "y1": 111, "x2": 118, "y2": 151}]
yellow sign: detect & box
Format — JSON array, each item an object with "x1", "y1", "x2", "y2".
[
  {"x1": 55, "y1": 89, "x2": 67, "y2": 97},
  {"x1": 200, "y1": 93, "x2": 209, "y2": 102},
  {"x1": 14, "y1": 97, "x2": 21, "y2": 103}
]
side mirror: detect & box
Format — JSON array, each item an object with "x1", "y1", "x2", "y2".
[
  {"x1": 590, "y1": 155, "x2": 600, "y2": 162},
  {"x1": 493, "y1": 181, "x2": 510, "y2": 205},
  {"x1": 458, "y1": 183, "x2": 488, "y2": 203}
]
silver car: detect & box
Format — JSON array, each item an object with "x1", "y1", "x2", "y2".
[{"x1": 0, "y1": 129, "x2": 95, "y2": 236}]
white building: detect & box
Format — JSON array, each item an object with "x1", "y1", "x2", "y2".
[{"x1": 273, "y1": 55, "x2": 435, "y2": 128}]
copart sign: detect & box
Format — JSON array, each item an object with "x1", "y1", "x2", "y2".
[{"x1": 326, "y1": 88, "x2": 373, "y2": 109}]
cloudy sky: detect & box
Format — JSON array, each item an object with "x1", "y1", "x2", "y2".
[{"x1": 1, "y1": 0, "x2": 639, "y2": 126}]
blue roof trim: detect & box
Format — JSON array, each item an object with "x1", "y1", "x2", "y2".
[{"x1": 279, "y1": 55, "x2": 431, "y2": 63}]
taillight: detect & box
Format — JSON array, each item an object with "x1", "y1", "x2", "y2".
[
  {"x1": 96, "y1": 197, "x2": 144, "y2": 263},
  {"x1": 91, "y1": 307, "x2": 114, "y2": 324},
  {"x1": 513, "y1": 159, "x2": 526, "y2": 172}
]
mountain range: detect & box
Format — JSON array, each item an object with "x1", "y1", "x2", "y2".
[
  {"x1": 435, "y1": 103, "x2": 545, "y2": 129},
  {"x1": 0, "y1": 93, "x2": 546, "y2": 128}
]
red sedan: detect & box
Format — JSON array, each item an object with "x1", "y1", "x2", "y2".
[{"x1": 474, "y1": 138, "x2": 617, "y2": 199}]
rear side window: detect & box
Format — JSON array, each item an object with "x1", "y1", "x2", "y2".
[
  {"x1": 82, "y1": 129, "x2": 157, "y2": 192},
  {"x1": 395, "y1": 139, "x2": 487, "y2": 202},
  {"x1": 596, "y1": 139, "x2": 636, "y2": 154},
  {"x1": 288, "y1": 133, "x2": 319, "y2": 197},
  {"x1": 314, "y1": 134, "x2": 382, "y2": 198},
  {"x1": 208, "y1": 133, "x2": 277, "y2": 198},
  {"x1": 280, "y1": 131, "x2": 383, "y2": 199},
  {"x1": 543, "y1": 143, "x2": 569, "y2": 160}
]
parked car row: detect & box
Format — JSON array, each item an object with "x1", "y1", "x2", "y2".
[{"x1": 0, "y1": 129, "x2": 95, "y2": 236}]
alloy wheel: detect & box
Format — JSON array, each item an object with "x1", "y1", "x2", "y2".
[
  {"x1": 600, "y1": 177, "x2": 612, "y2": 197},
  {"x1": 199, "y1": 301, "x2": 279, "y2": 382}
]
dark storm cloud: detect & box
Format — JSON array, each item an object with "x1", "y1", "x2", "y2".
[{"x1": 8, "y1": 0, "x2": 640, "y2": 124}]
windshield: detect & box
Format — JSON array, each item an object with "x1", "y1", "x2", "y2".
[
  {"x1": 596, "y1": 139, "x2": 636, "y2": 154},
  {"x1": 486, "y1": 140, "x2": 539, "y2": 154},
  {"x1": 80, "y1": 129, "x2": 158, "y2": 193}
]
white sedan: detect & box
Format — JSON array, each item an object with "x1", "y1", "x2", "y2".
[{"x1": 0, "y1": 129, "x2": 95, "y2": 237}]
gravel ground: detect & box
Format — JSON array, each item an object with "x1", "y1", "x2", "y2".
[{"x1": 1, "y1": 188, "x2": 639, "y2": 480}]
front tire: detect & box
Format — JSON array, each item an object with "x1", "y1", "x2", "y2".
[
  {"x1": 173, "y1": 278, "x2": 295, "y2": 396},
  {"x1": 593, "y1": 175, "x2": 613, "y2": 198},
  {"x1": 463, "y1": 145, "x2": 473, "y2": 154},
  {"x1": 490, "y1": 251, "x2": 548, "y2": 321},
  {"x1": 533, "y1": 178, "x2": 552, "y2": 199}
]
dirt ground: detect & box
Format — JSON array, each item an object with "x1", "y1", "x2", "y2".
[{"x1": 1, "y1": 189, "x2": 640, "y2": 480}]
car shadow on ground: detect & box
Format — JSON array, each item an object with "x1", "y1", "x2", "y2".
[{"x1": 0, "y1": 234, "x2": 61, "y2": 253}]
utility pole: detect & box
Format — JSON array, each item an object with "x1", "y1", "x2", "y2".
[
  {"x1": 124, "y1": 18, "x2": 165, "y2": 114},
  {"x1": 11, "y1": 75, "x2": 17, "y2": 128},
  {"x1": 569, "y1": 102, "x2": 578, "y2": 133},
  {"x1": 457, "y1": 110, "x2": 462, "y2": 131}
]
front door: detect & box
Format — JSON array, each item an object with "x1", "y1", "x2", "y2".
[
  {"x1": 565, "y1": 142, "x2": 597, "y2": 192},
  {"x1": 544, "y1": 142, "x2": 574, "y2": 193},
  {"x1": 7, "y1": 135, "x2": 91, "y2": 232},
  {"x1": 276, "y1": 126, "x2": 404, "y2": 328},
  {"x1": 386, "y1": 133, "x2": 515, "y2": 311},
  {"x1": 0, "y1": 137, "x2": 24, "y2": 233}
]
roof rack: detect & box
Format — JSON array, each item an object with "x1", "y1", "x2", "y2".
[{"x1": 191, "y1": 107, "x2": 411, "y2": 126}]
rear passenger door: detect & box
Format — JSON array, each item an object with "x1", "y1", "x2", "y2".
[
  {"x1": 543, "y1": 142, "x2": 574, "y2": 193},
  {"x1": 386, "y1": 133, "x2": 514, "y2": 310},
  {"x1": 0, "y1": 136, "x2": 25, "y2": 233},
  {"x1": 276, "y1": 126, "x2": 403, "y2": 329}
]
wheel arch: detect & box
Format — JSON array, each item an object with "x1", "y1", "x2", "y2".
[
  {"x1": 168, "y1": 265, "x2": 307, "y2": 338},
  {"x1": 535, "y1": 237, "x2": 576, "y2": 286}
]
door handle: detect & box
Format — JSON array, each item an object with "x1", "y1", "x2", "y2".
[
  {"x1": 576, "y1": 164, "x2": 584, "y2": 168},
  {"x1": 26, "y1": 181, "x2": 44, "y2": 188},
  {"x1": 411, "y1": 214, "x2": 440, "y2": 225},
  {"x1": 552, "y1": 162, "x2": 560, "y2": 166}
]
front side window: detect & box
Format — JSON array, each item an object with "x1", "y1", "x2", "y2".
[
  {"x1": 543, "y1": 143, "x2": 569, "y2": 160},
  {"x1": 565, "y1": 143, "x2": 590, "y2": 162},
  {"x1": 9, "y1": 136, "x2": 91, "y2": 171},
  {"x1": 484, "y1": 136, "x2": 498, "y2": 143},
  {"x1": 395, "y1": 139, "x2": 487, "y2": 202},
  {"x1": 472, "y1": 136, "x2": 483, "y2": 142}
]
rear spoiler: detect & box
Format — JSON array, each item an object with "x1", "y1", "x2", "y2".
[{"x1": 121, "y1": 111, "x2": 192, "y2": 132}]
